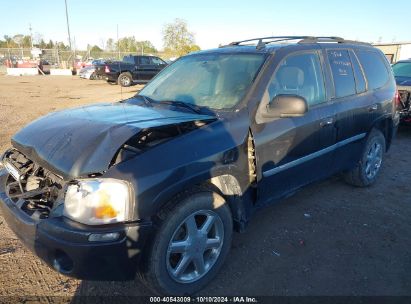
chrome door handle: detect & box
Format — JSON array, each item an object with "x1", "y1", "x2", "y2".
[
  {"x1": 320, "y1": 117, "x2": 334, "y2": 127},
  {"x1": 368, "y1": 104, "x2": 378, "y2": 112}
]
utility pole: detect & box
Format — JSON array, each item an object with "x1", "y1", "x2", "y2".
[
  {"x1": 29, "y1": 23, "x2": 33, "y2": 48},
  {"x1": 64, "y1": 0, "x2": 72, "y2": 51},
  {"x1": 73, "y1": 36, "x2": 77, "y2": 61},
  {"x1": 117, "y1": 24, "x2": 120, "y2": 59}
]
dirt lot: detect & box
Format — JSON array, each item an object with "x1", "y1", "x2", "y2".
[{"x1": 0, "y1": 75, "x2": 410, "y2": 298}]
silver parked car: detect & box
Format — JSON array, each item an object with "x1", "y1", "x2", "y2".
[{"x1": 78, "y1": 59, "x2": 107, "y2": 80}]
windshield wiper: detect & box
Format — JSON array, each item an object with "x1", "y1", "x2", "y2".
[
  {"x1": 138, "y1": 94, "x2": 157, "y2": 106},
  {"x1": 158, "y1": 100, "x2": 202, "y2": 114},
  {"x1": 120, "y1": 94, "x2": 156, "y2": 106}
]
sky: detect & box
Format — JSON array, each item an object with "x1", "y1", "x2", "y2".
[{"x1": 2, "y1": 0, "x2": 411, "y2": 50}]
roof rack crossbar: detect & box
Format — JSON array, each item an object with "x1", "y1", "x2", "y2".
[
  {"x1": 223, "y1": 36, "x2": 371, "y2": 49},
  {"x1": 228, "y1": 36, "x2": 314, "y2": 46}
]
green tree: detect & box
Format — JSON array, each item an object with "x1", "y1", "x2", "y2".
[
  {"x1": 90, "y1": 45, "x2": 103, "y2": 57},
  {"x1": 22, "y1": 35, "x2": 32, "y2": 48},
  {"x1": 136, "y1": 40, "x2": 157, "y2": 54},
  {"x1": 56, "y1": 41, "x2": 69, "y2": 50},
  {"x1": 46, "y1": 40, "x2": 54, "y2": 49},
  {"x1": 162, "y1": 19, "x2": 200, "y2": 56},
  {"x1": 90, "y1": 45, "x2": 102, "y2": 52},
  {"x1": 37, "y1": 39, "x2": 47, "y2": 48},
  {"x1": 115, "y1": 36, "x2": 157, "y2": 54},
  {"x1": 1, "y1": 35, "x2": 17, "y2": 47}
]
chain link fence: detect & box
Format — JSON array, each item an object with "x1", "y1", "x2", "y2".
[{"x1": 0, "y1": 48, "x2": 169, "y2": 69}]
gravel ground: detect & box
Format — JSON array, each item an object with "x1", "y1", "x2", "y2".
[{"x1": 0, "y1": 75, "x2": 410, "y2": 298}]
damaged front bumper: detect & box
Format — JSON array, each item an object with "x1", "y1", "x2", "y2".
[
  {"x1": 398, "y1": 88, "x2": 411, "y2": 122},
  {"x1": 0, "y1": 169, "x2": 154, "y2": 280}
]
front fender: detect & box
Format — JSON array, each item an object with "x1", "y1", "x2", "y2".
[{"x1": 103, "y1": 111, "x2": 251, "y2": 220}]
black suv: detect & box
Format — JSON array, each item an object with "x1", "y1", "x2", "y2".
[
  {"x1": 0, "y1": 36, "x2": 399, "y2": 295},
  {"x1": 104, "y1": 55, "x2": 168, "y2": 87}
]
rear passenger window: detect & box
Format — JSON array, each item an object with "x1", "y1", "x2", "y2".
[
  {"x1": 267, "y1": 52, "x2": 326, "y2": 107},
  {"x1": 327, "y1": 50, "x2": 355, "y2": 98},
  {"x1": 356, "y1": 50, "x2": 389, "y2": 90},
  {"x1": 139, "y1": 57, "x2": 151, "y2": 65},
  {"x1": 349, "y1": 51, "x2": 366, "y2": 93}
]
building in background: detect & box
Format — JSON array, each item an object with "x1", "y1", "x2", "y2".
[{"x1": 373, "y1": 42, "x2": 411, "y2": 64}]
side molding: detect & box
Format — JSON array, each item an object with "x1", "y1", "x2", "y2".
[{"x1": 263, "y1": 133, "x2": 366, "y2": 177}]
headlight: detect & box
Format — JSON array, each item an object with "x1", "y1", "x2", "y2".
[{"x1": 63, "y1": 178, "x2": 132, "y2": 225}]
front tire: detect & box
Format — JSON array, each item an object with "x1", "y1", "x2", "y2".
[
  {"x1": 140, "y1": 188, "x2": 233, "y2": 295},
  {"x1": 344, "y1": 129, "x2": 386, "y2": 187},
  {"x1": 118, "y1": 72, "x2": 132, "y2": 87}
]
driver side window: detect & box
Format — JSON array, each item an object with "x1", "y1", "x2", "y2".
[{"x1": 268, "y1": 52, "x2": 326, "y2": 107}]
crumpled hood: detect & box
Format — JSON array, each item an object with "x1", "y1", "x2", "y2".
[
  {"x1": 395, "y1": 76, "x2": 411, "y2": 87},
  {"x1": 12, "y1": 102, "x2": 214, "y2": 179}
]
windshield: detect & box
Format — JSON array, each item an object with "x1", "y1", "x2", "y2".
[
  {"x1": 392, "y1": 62, "x2": 411, "y2": 78},
  {"x1": 138, "y1": 53, "x2": 266, "y2": 110}
]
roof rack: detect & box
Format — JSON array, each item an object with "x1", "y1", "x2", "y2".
[
  {"x1": 223, "y1": 36, "x2": 371, "y2": 49},
  {"x1": 299, "y1": 36, "x2": 371, "y2": 46}
]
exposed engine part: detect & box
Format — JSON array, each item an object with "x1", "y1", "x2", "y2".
[
  {"x1": 247, "y1": 131, "x2": 257, "y2": 185},
  {"x1": 3, "y1": 149, "x2": 63, "y2": 220},
  {"x1": 111, "y1": 120, "x2": 212, "y2": 166},
  {"x1": 398, "y1": 90, "x2": 411, "y2": 111},
  {"x1": 26, "y1": 176, "x2": 43, "y2": 191}
]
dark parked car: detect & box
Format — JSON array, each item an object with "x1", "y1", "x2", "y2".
[
  {"x1": 38, "y1": 60, "x2": 54, "y2": 74},
  {"x1": 104, "y1": 55, "x2": 167, "y2": 87},
  {"x1": 0, "y1": 36, "x2": 399, "y2": 295},
  {"x1": 392, "y1": 59, "x2": 411, "y2": 123}
]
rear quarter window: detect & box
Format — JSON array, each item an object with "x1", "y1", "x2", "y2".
[
  {"x1": 356, "y1": 50, "x2": 389, "y2": 90},
  {"x1": 327, "y1": 50, "x2": 356, "y2": 98}
]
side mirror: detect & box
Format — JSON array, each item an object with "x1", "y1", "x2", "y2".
[{"x1": 265, "y1": 94, "x2": 308, "y2": 118}]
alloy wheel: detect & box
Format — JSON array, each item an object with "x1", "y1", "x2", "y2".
[
  {"x1": 166, "y1": 210, "x2": 224, "y2": 284},
  {"x1": 365, "y1": 141, "x2": 382, "y2": 179},
  {"x1": 120, "y1": 75, "x2": 130, "y2": 86}
]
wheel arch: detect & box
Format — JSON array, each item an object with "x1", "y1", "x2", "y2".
[
  {"x1": 152, "y1": 172, "x2": 252, "y2": 233},
  {"x1": 205, "y1": 174, "x2": 249, "y2": 232},
  {"x1": 369, "y1": 115, "x2": 395, "y2": 151}
]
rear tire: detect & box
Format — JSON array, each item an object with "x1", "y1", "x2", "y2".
[
  {"x1": 344, "y1": 129, "x2": 386, "y2": 187},
  {"x1": 140, "y1": 188, "x2": 233, "y2": 295},
  {"x1": 118, "y1": 72, "x2": 132, "y2": 87}
]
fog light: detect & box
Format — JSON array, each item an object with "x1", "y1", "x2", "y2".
[
  {"x1": 88, "y1": 232, "x2": 120, "y2": 242},
  {"x1": 53, "y1": 250, "x2": 74, "y2": 273}
]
